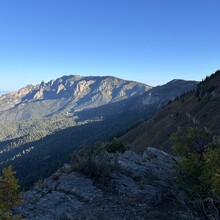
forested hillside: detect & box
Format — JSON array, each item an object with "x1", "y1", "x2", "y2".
[{"x1": 121, "y1": 70, "x2": 220, "y2": 153}]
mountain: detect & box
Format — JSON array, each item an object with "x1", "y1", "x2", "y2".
[
  {"x1": 121, "y1": 70, "x2": 220, "y2": 154},
  {"x1": 0, "y1": 75, "x2": 197, "y2": 188},
  {"x1": 0, "y1": 75, "x2": 150, "y2": 121}
]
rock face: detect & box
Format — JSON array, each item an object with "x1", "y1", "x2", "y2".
[{"x1": 16, "y1": 148, "x2": 194, "y2": 219}]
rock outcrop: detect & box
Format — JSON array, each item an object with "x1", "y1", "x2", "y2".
[{"x1": 16, "y1": 148, "x2": 195, "y2": 219}]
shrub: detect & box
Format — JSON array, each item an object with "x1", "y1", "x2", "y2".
[
  {"x1": 70, "y1": 142, "x2": 120, "y2": 179},
  {"x1": 171, "y1": 128, "x2": 220, "y2": 196},
  {"x1": 171, "y1": 128, "x2": 220, "y2": 218},
  {"x1": 104, "y1": 138, "x2": 126, "y2": 153}
]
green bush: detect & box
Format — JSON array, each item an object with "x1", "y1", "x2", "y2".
[
  {"x1": 171, "y1": 128, "x2": 220, "y2": 196},
  {"x1": 70, "y1": 140, "x2": 122, "y2": 178},
  {"x1": 104, "y1": 138, "x2": 126, "y2": 153}
]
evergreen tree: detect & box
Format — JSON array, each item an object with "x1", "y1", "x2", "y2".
[{"x1": 0, "y1": 166, "x2": 22, "y2": 220}]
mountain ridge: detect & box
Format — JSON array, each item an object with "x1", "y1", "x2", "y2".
[{"x1": 0, "y1": 75, "x2": 151, "y2": 121}]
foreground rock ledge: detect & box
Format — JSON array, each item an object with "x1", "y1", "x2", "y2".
[{"x1": 16, "y1": 148, "x2": 195, "y2": 220}]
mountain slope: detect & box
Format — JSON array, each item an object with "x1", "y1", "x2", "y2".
[{"x1": 121, "y1": 70, "x2": 220, "y2": 154}]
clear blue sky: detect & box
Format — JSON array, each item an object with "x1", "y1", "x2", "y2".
[{"x1": 0, "y1": 0, "x2": 219, "y2": 91}]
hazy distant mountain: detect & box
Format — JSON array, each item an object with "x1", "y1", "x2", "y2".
[
  {"x1": 0, "y1": 75, "x2": 151, "y2": 121},
  {"x1": 0, "y1": 91, "x2": 10, "y2": 96}
]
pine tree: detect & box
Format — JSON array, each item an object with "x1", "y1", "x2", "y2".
[{"x1": 0, "y1": 166, "x2": 22, "y2": 220}]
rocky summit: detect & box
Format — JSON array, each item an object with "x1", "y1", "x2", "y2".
[{"x1": 16, "y1": 148, "x2": 195, "y2": 219}]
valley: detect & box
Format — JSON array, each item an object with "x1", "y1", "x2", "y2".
[{"x1": 0, "y1": 75, "x2": 196, "y2": 188}]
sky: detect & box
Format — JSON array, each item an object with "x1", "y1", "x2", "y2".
[{"x1": 0, "y1": 0, "x2": 219, "y2": 91}]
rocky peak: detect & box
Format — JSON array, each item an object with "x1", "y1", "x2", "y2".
[
  {"x1": 40, "y1": 81, "x2": 46, "y2": 87},
  {"x1": 16, "y1": 84, "x2": 35, "y2": 97},
  {"x1": 16, "y1": 148, "x2": 196, "y2": 219}
]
